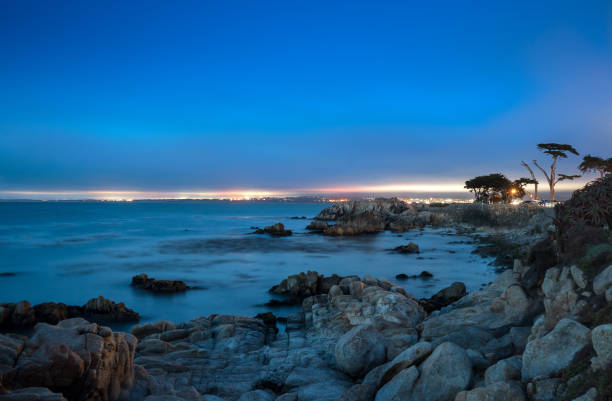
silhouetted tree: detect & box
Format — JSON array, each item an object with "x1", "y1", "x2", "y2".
[
  {"x1": 465, "y1": 173, "x2": 512, "y2": 203},
  {"x1": 533, "y1": 143, "x2": 580, "y2": 201},
  {"x1": 578, "y1": 155, "x2": 612, "y2": 179},
  {"x1": 520, "y1": 161, "x2": 539, "y2": 200},
  {"x1": 511, "y1": 178, "x2": 538, "y2": 201}
]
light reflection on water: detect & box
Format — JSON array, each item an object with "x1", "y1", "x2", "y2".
[{"x1": 0, "y1": 201, "x2": 497, "y2": 328}]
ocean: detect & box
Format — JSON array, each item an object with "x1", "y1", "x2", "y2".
[{"x1": 0, "y1": 201, "x2": 498, "y2": 328}]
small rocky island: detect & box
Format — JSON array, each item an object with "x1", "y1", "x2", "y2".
[
  {"x1": 254, "y1": 222, "x2": 293, "y2": 236},
  {"x1": 0, "y1": 177, "x2": 610, "y2": 401},
  {"x1": 131, "y1": 274, "x2": 190, "y2": 293}
]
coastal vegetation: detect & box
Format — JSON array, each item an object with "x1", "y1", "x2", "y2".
[
  {"x1": 464, "y1": 173, "x2": 536, "y2": 204},
  {"x1": 579, "y1": 155, "x2": 612, "y2": 179},
  {"x1": 467, "y1": 143, "x2": 610, "y2": 204}
]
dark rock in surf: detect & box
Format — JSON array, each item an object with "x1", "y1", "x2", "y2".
[
  {"x1": 81, "y1": 296, "x2": 140, "y2": 322},
  {"x1": 255, "y1": 312, "x2": 278, "y2": 333},
  {"x1": 131, "y1": 274, "x2": 189, "y2": 293},
  {"x1": 264, "y1": 299, "x2": 300, "y2": 307},
  {"x1": 419, "y1": 282, "x2": 467, "y2": 313},
  {"x1": 396, "y1": 271, "x2": 433, "y2": 280},
  {"x1": 323, "y1": 211, "x2": 386, "y2": 236},
  {"x1": 305, "y1": 220, "x2": 330, "y2": 232},
  {"x1": 254, "y1": 222, "x2": 293, "y2": 236},
  {"x1": 0, "y1": 297, "x2": 139, "y2": 331},
  {"x1": 269, "y1": 271, "x2": 343, "y2": 303},
  {"x1": 394, "y1": 242, "x2": 420, "y2": 254}
]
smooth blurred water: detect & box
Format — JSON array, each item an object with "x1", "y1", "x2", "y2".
[{"x1": 0, "y1": 201, "x2": 497, "y2": 327}]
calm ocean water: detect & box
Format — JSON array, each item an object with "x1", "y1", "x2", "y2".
[{"x1": 0, "y1": 201, "x2": 497, "y2": 328}]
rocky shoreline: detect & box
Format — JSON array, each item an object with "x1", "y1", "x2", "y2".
[
  {"x1": 1, "y1": 178, "x2": 610, "y2": 401},
  {"x1": 0, "y1": 296, "x2": 140, "y2": 331}
]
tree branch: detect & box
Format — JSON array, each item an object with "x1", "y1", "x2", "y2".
[
  {"x1": 555, "y1": 174, "x2": 581, "y2": 184},
  {"x1": 533, "y1": 160, "x2": 551, "y2": 184},
  {"x1": 521, "y1": 161, "x2": 536, "y2": 178}
]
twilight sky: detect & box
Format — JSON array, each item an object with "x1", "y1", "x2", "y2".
[{"x1": 1, "y1": 1, "x2": 611, "y2": 198}]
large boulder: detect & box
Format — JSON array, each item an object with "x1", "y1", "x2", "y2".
[
  {"x1": 454, "y1": 382, "x2": 525, "y2": 401},
  {"x1": 374, "y1": 366, "x2": 419, "y2": 401},
  {"x1": 409, "y1": 342, "x2": 472, "y2": 401},
  {"x1": 521, "y1": 318, "x2": 590, "y2": 381},
  {"x1": 379, "y1": 342, "x2": 432, "y2": 386},
  {"x1": 539, "y1": 267, "x2": 581, "y2": 331},
  {"x1": 593, "y1": 265, "x2": 612, "y2": 295},
  {"x1": 419, "y1": 282, "x2": 467, "y2": 313},
  {"x1": 130, "y1": 320, "x2": 176, "y2": 339},
  {"x1": 421, "y1": 271, "x2": 534, "y2": 345},
  {"x1": 12, "y1": 318, "x2": 137, "y2": 401},
  {"x1": 484, "y1": 356, "x2": 522, "y2": 385},
  {"x1": 590, "y1": 324, "x2": 612, "y2": 370},
  {"x1": 0, "y1": 334, "x2": 24, "y2": 375},
  {"x1": 334, "y1": 325, "x2": 386, "y2": 377},
  {"x1": 336, "y1": 360, "x2": 392, "y2": 401}
]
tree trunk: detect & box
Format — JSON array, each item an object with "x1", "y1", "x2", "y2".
[
  {"x1": 550, "y1": 156, "x2": 558, "y2": 201},
  {"x1": 533, "y1": 159, "x2": 554, "y2": 201},
  {"x1": 521, "y1": 161, "x2": 539, "y2": 200},
  {"x1": 550, "y1": 184, "x2": 555, "y2": 202}
]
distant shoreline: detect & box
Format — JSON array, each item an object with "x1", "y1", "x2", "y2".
[{"x1": 0, "y1": 190, "x2": 577, "y2": 203}]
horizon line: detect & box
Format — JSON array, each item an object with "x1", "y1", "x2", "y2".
[{"x1": 0, "y1": 180, "x2": 586, "y2": 201}]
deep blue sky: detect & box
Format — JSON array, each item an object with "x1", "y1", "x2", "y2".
[{"x1": 1, "y1": 0, "x2": 611, "y2": 195}]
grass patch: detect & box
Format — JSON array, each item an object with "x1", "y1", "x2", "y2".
[
  {"x1": 472, "y1": 234, "x2": 525, "y2": 269},
  {"x1": 560, "y1": 345, "x2": 612, "y2": 401},
  {"x1": 577, "y1": 295, "x2": 612, "y2": 327},
  {"x1": 575, "y1": 243, "x2": 612, "y2": 281}
]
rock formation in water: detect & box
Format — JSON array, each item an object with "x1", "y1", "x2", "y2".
[
  {"x1": 254, "y1": 222, "x2": 293, "y2": 236},
  {"x1": 131, "y1": 273, "x2": 189, "y2": 292},
  {"x1": 0, "y1": 296, "x2": 139, "y2": 330},
  {"x1": 308, "y1": 196, "x2": 552, "y2": 237},
  {"x1": 393, "y1": 242, "x2": 420, "y2": 254}
]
